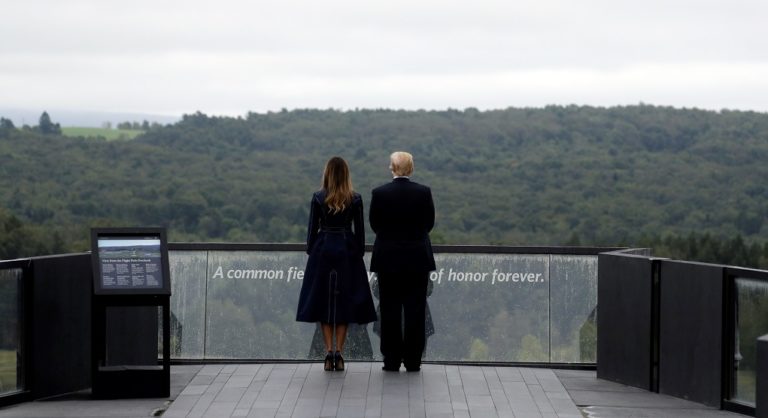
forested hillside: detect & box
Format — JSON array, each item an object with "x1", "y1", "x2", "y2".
[{"x1": 2, "y1": 106, "x2": 768, "y2": 265}]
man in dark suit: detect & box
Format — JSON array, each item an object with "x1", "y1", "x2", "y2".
[{"x1": 369, "y1": 151, "x2": 435, "y2": 372}]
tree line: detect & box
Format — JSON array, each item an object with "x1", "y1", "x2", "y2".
[
  {"x1": 1, "y1": 111, "x2": 61, "y2": 136},
  {"x1": 115, "y1": 120, "x2": 164, "y2": 130},
  {"x1": 2, "y1": 105, "x2": 768, "y2": 268}
]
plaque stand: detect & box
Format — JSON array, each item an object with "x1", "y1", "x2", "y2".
[
  {"x1": 90, "y1": 228, "x2": 171, "y2": 399},
  {"x1": 91, "y1": 295, "x2": 170, "y2": 398}
]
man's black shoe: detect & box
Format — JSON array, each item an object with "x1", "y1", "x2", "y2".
[
  {"x1": 405, "y1": 367, "x2": 420, "y2": 372},
  {"x1": 382, "y1": 365, "x2": 400, "y2": 372}
]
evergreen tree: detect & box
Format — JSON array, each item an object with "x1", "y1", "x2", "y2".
[
  {"x1": 0, "y1": 117, "x2": 15, "y2": 138},
  {"x1": 37, "y1": 111, "x2": 61, "y2": 135},
  {"x1": 0, "y1": 117, "x2": 14, "y2": 130}
]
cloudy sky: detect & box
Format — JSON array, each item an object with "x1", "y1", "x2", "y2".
[{"x1": 2, "y1": 0, "x2": 767, "y2": 117}]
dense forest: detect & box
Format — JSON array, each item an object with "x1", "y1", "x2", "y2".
[{"x1": 2, "y1": 105, "x2": 768, "y2": 267}]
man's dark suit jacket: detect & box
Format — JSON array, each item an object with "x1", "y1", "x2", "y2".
[{"x1": 369, "y1": 177, "x2": 436, "y2": 273}]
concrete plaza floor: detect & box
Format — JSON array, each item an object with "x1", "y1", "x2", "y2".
[{"x1": 0, "y1": 363, "x2": 749, "y2": 417}]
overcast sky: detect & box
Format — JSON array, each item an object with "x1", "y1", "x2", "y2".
[{"x1": 2, "y1": 0, "x2": 767, "y2": 117}]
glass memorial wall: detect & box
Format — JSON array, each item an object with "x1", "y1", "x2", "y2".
[
  {"x1": 0, "y1": 267, "x2": 22, "y2": 395},
  {"x1": 732, "y1": 277, "x2": 768, "y2": 405},
  {"x1": 168, "y1": 251, "x2": 207, "y2": 359},
  {"x1": 168, "y1": 246, "x2": 600, "y2": 364}
]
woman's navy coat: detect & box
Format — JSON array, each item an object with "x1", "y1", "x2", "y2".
[{"x1": 296, "y1": 191, "x2": 377, "y2": 324}]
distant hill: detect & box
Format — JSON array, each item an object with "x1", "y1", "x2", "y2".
[{"x1": 2, "y1": 105, "x2": 768, "y2": 258}]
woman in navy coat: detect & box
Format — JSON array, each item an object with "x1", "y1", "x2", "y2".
[{"x1": 296, "y1": 156, "x2": 377, "y2": 371}]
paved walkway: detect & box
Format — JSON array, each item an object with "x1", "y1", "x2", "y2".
[
  {"x1": 0, "y1": 363, "x2": 749, "y2": 417},
  {"x1": 166, "y1": 363, "x2": 580, "y2": 418}
]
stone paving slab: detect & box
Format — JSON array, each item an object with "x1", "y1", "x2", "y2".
[
  {"x1": 0, "y1": 365, "x2": 201, "y2": 418},
  {"x1": 0, "y1": 364, "x2": 752, "y2": 417},
  {"x1": 582, "y1": 406, "x2": 748, "y2": 418},
  {"x1": 553, "y1": 370, "x2": 748, "y2": 418},
  {"x1": 158, "y1": 363, "x2": 587, "y2": 418}
]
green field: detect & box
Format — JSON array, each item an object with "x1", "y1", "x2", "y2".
[
  {"x1": 61, "y1": 127, "x2": 144, "y2": 140},
  {"x1": 0, "y1": 350, "x2": 17, "y2": 394}
]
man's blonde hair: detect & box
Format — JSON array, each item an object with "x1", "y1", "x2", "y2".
[{"x1": 390, "y1": 151, "x2": 414, "y2": 177}]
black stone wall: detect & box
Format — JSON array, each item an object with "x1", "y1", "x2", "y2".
[
  {"x1": 658, "y1": 260, "x2": 723, "y2": 407},
  {"x1": 758, "y1": 335, "x2": 768, "y2": 418},
  {"x1": 597, "y1": 252, "x2": 655, "y2": 390},
  {"x1": 30, "y1": 253, "x2": 92, "y2": 399}
]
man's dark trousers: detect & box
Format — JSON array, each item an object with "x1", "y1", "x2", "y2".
[{"x1": 378, "y1": 271, "x2": 429, "y2": 370}]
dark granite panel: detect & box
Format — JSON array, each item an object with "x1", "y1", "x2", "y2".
[
  {"x1": 597, "y1": 253, "x2": 654, "y2": 390},
  {"x1": 658, "y1": 260, "x2": 723, "y2": 407},
  {"x1": 31, "y1": 253, "x2": 92, "y2": 399}
]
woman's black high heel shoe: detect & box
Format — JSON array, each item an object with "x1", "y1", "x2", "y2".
[
  {"x1": 334, "y1": 351, "x2": 345, "y2": 371},
  {"x1": 324, "y1": 352, "x2": 334, "y2": 371}
]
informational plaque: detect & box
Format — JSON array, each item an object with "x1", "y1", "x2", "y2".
[{"x1": 91, "y1": 228, "x2": 171, "y2": 295}]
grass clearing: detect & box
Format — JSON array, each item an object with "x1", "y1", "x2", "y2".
[
  {"x1": 0, "y1": 350, "x2": 18, "y2": 393},
  {"x1": 62, "y1": 127, "x2": 144, "y2": 140}
]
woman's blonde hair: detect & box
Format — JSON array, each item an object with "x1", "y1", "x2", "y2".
[{"x1": 322, "y1": 156, "x2": 354, "y2": 214}]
